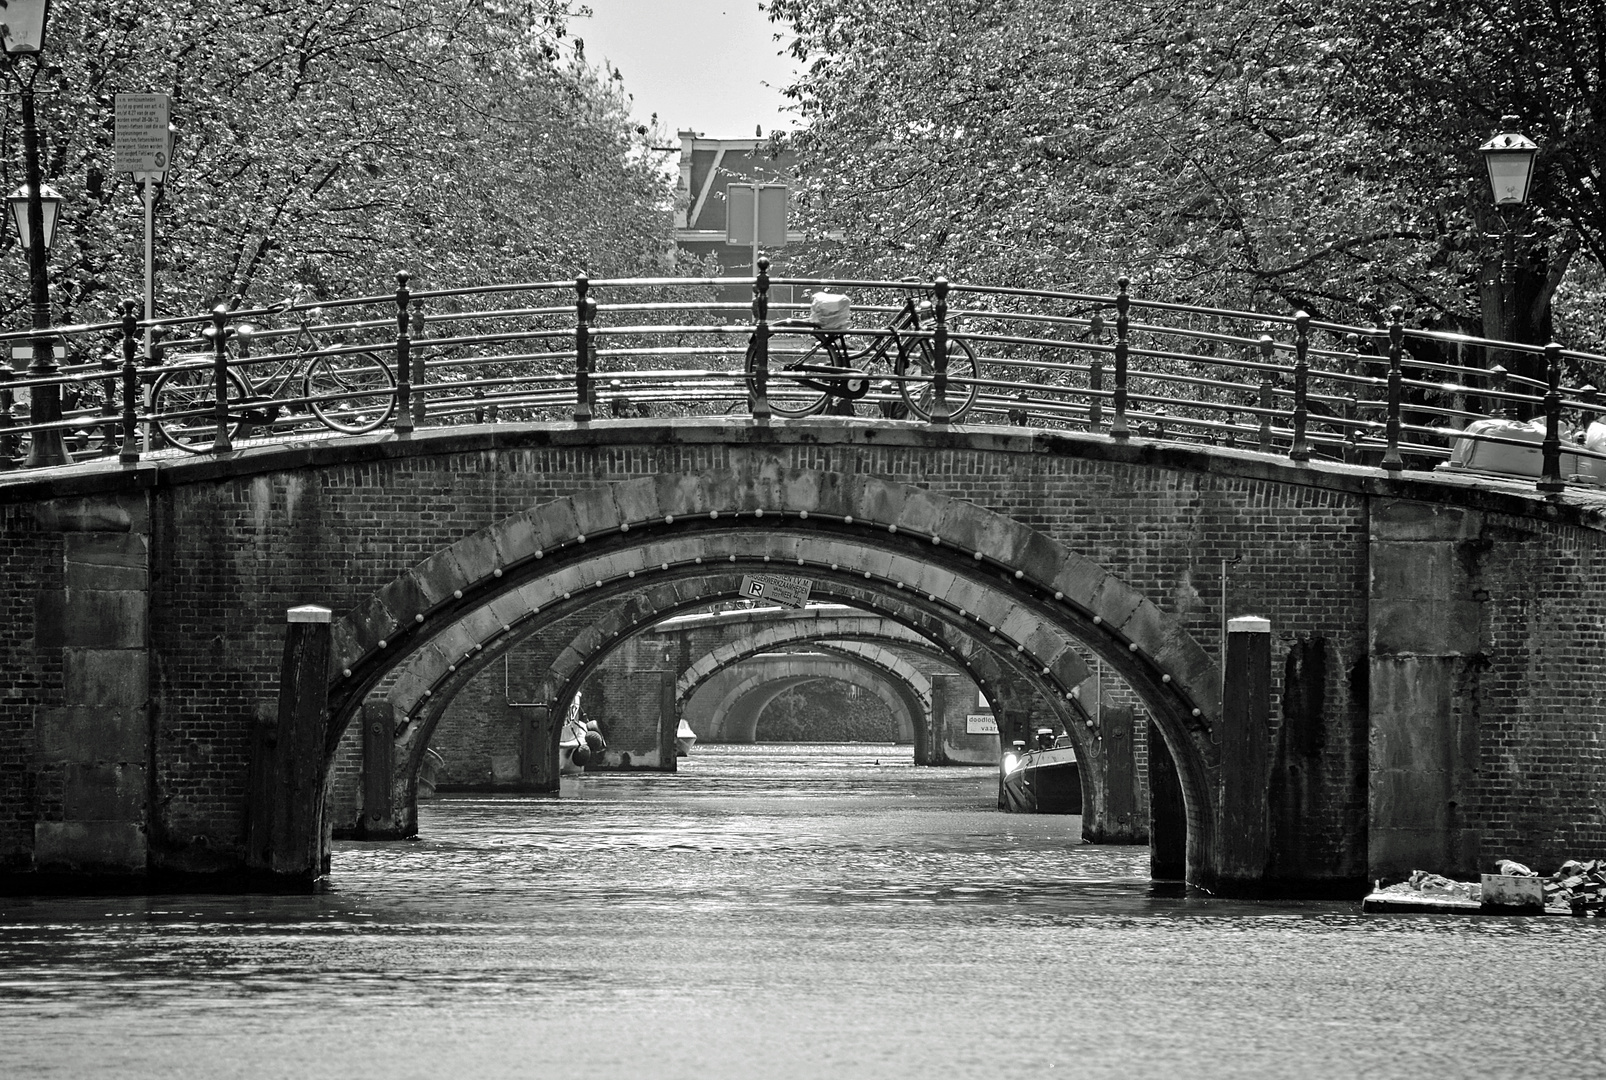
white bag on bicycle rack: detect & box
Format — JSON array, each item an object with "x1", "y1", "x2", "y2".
[{"x1": 809, "y1": 291, "x2": 852, "y2": 330}]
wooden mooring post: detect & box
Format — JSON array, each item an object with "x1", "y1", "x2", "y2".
[
  {"x1": 1217, "y1": 616, "x2": 1272, "y2": 891},
  {"x1": 246, "y1": 605, "x2": 332, "y2": 888}
]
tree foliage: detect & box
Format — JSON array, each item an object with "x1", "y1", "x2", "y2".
[
  {"x1": 764, "y1": 0, "x2": 1606, "y2": 359},
  {"x1": 1, "y1": 0, "x2": 674, "y2": 327}
]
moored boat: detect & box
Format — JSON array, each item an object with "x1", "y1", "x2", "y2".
[
  {"x1": 675, "y1": 718, "x2": 697, "y2": 757},
  {"x1": 1000, "y1": 729, "x2": 1083, "y2": 821}
]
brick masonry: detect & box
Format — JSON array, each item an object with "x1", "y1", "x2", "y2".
[{"x1": 1, "y1": 421, "x2": 1602, "y2": 893}]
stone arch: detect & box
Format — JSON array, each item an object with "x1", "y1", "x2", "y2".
[
  {"x1": 675, "y1": 614, "x2": 934, "y2": 711},
  {"x1": 371, "y1": 566, "x2": 1056, "y2": 829},
  {"x1": 325, "y1": 468, "x2": 1223, "y2": 885},
  {"x1": 695, "y1": 652, "x2": 925, "y2": 744}
]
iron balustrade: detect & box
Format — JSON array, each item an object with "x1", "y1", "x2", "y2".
[{"x1": 0, "y1": 275, "x2": 1598, "y2": 495}]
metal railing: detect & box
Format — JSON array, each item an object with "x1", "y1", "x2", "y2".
[{"x1": 1, "y1": 266, "x2": 1601, "y2": 496}]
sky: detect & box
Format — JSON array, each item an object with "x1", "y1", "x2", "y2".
[{"x1": 576, "y1": 1, "x2": 800, "y2": 141}]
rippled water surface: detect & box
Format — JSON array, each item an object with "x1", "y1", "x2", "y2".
[{"x1": 3, "y1": 743, "x2": 1602, "y2": 1078}]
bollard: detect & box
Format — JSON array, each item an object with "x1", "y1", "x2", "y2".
[
  {"x1": 750, "y1": 256, "x2": 771, "y2": 421},
  {"x1": 208, "y1": 304, "x2": 233, "y2": 454},
  {"x1": 574, "y1": 275, "x2": 593, "y2": 424},
  {"x1": 1111, "y1": 277, "x2": 1130, "y2": 440},
  {"x1": 929, "y1": 277, "x2": 951, "y2": 424},
  {"x1": 1290, "y1": 312, "x2": 1311, "y2": 462},
  {"x1": 118, "y1": 300, "x2": 140, "y2": 464},
  {"x1": 394, "y1": 271, "x2": 413, "y2": 435},
  {"x1": 1382, "y1": 307, "x2": 1404, "y2": 472},
  {"x1": 1538, "y1": 342, "x2": 1565, "y2": 493}
]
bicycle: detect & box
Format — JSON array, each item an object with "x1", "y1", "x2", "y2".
[
  {"x1": 150, "y1": 306, "x2": 397, "y2": 452},
  {"x1": 744, "y1": 285, "x2": 980, "y2": 420}
]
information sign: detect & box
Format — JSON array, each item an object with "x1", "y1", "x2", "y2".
[
  {"x1": 965, "y1": 714, "x2": 1000, "y2": 735},
  {"x1": 738, "y1": 573, "x2": 812, "y2": 608},
  {"x1": 725, "y1": 183, "x2": 788, "y2": 247},
  {"x1": 114, "y1": 94, "x2": 171, "y2": 176}
]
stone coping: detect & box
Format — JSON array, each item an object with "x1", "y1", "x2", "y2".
[{"x1": 3, "y1": 417, "x2": 1605, "y2": 532}]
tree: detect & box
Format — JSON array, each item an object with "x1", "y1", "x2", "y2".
[
  {"x1": 1318, "y1": 0, "x2": 1606, "y2": 377},
  {"x1": 0, "y1": 0, "x2": 675, "y2": 331},
  {"x1": 763, "y1": 0, "x2": 1606, "y2": 371}
]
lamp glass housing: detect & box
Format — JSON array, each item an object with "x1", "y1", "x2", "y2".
[
  {"x1": 7, "y1": 183, "x2": 61, "y2": 252},
  {"x1": 1, "y1": 0, "x2": 50, "y2": 54},
  {"x1": 1480, "y1": 129, "x2": 1539, "y2": 208}
]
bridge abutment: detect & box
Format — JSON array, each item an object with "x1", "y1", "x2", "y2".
[{"x1": 12, "y1": 494, "x2": 154, "y2": 884}]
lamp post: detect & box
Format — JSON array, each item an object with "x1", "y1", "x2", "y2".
[
  {"x1": 1478, "y1": 116, "x2": 1539, "y2": 347},
  {"x1": 3, "y1": 0, "x2": 66, "y2": 466}
]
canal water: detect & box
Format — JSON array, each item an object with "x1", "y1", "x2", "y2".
[{"x1": 2, "y1": 743, "x2": 1602, "y2": 1078}]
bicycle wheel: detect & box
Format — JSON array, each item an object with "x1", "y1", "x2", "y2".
[
  {"x1": 305, "y1": 348, "x2": 396, "y2": 434},
  {"x1": 896, "y1": 334, "x2": 980, "y2": 421},
  {"x1": 151, "y1": 365, "x2": 249, "y2": 453},
  {"x1": 747, "y1": 335, "x2": 837, "y2": 418}
]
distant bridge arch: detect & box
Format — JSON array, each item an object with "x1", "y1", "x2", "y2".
[{"x1": 701, "y1": 653, "x2": 923, "y2": 745}]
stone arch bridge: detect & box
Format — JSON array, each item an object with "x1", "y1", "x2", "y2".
[{"x1": 2, "y1": 418, "x2": 1604, "y2": 897}]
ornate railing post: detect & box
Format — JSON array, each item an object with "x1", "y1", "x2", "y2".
[
  {"x1": 929, "y1": 276, "x2": 951, "y2": 425},
  {"x1": 1382, "y1": 307, "x2": 1405, "y2": 472},
  {"x1": 750, "y1": 256, "x2": 771, "y2": 421},
  {"x1": 574, "y1": 275, "x2": 592, "y2": 425},
  {"x1": 1538, "y1": 342, "x2": 1565, "y2": 493},
  {"x1": 394, "y1": 271, "x2": 413, "y2": 435},
  {"x1": 1290, "y1": 312, "x2": 1311, "y2": 462},
  {"x1": 208, "y1": 304, "x2": 233, "y2": 454},
  {"x1": 1111, "y1": 277, "x2": 1130, "y2": 440},
  {"x1": 1258, "y1": 336, "x2": 1274, "y2": 452},
  {"x1": 1488, "y1": 364, "x2": 1508, "y2": 420},
  {"x1": 118, "y1": 300, "x2": 140, "y2": 464},
  {"x1": 1087, "y1": 313, "x2": 1104, "y2": 430}
]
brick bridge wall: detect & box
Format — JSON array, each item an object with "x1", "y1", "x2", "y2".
[{"x1": 0, "y1": 420, "x2": 1602, "y2": 893}]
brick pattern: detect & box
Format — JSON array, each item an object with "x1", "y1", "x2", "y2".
[
  {"x1": 0, "y1": 506, "x2": 57, "y2": 869},
  {"x1": 11, "y1": 431, "x2": 1557, "y2": 888},
  {"x1": 1474, "y1": 511, "x2": 1606, "y2": 862},
  {"x1": 186, "y1": 448, "x2": 1356, "y2": 875}
]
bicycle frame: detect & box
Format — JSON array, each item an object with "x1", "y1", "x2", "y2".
[{"x1": 772, "y1": 295, "x2": 926, "y2": 400}]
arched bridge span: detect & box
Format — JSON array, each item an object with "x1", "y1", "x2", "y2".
[{"x1": 4, "y1": 418, "x2": 1605, "y2": 897}]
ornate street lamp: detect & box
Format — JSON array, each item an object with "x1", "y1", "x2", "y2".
[
  {"x1": 1477, "y1": 118, "x2": 1540, "y2": 354},
  {"x1": 2, "y1": 0, "x2": 66, "y2": 466}
]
